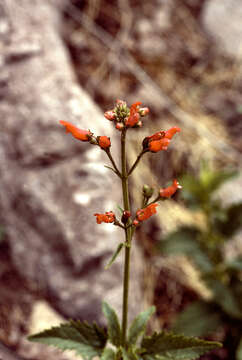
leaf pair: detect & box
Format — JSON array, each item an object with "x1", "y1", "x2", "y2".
[{"x1": 28, "y1": 302, "x2": 222, "y2": 360}]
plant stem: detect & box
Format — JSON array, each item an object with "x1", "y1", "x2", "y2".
[
  {"x1": 127, "y1": 149, "x2": 148, "y2": 176},
  {"x1": 121, "y1": 129, "x2": 132, "y2": 348},
  {"x1": 105, "y1": 148, "x2": 122, "y2": 178}
]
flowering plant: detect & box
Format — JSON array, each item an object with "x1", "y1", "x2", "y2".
[{"x1": 28, "y1": 101, "x2": 221, "y2": 359}]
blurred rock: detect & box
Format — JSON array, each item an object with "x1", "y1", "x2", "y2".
[
  {"x1": 202, "y1": 0, "x2": 242, "y2": 59},
  {"x1": 0, "y1": 1, "x2": 141, "y2": 354}
]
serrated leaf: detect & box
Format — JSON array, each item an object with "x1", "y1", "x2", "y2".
[
  {"x1": 105, "y1": 243, "x2": 124, "y2": 269},
  {"x1": 28, "y1": 320, "x2": 107, "y2": 360},
  {"x1": 205, "y1": 277, "x2": 242, "y2": 319},
  {"x1": 102, "y1": 302, "x2": 121, "y2": 347},
  {"x1": 172, "y1": 301, "x2": 222, "y2": 337},
  {"x1": 236, "y1": 337, "x2": 242, "y2": 360},
  {"x1": 141, "y1": 331, "x2": 222, "y2": 360},
  {"x1": 127, "y1": 306, "x2": 156, "y2": 346},
  {"x1": 157, "y1": 227, "x2": 213, "y2": 272},
  {"x1": 101, "y1": 347, "x2": 116, "y2": 360}
]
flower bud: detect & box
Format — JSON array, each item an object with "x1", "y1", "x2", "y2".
[
  {"x1": 98, "y1": 136, "x2": 111, "y2": 149},
  {"x1": 104, "y1": 110, "x2": 116, "y2": 121},
  {"x1": 136, "y1": 120, "x2": 143, "y2": 128},
  {"x1": 89, "y1": 136, "x2": 98, "y2": 145},
  {"x1": 121, "y1": 210, "x2": 131, "y2": 224},
  {"x1": 143, "y1": 184, "x2": 154, "y2": 199},
  {"x1": 116, "y1": 122, "x2": 124, "y2": 131},
  {"x1": 116, "y1": 99, "x2": 127, "y2": 107},
  {"x1": 139, "y1": 107, "x2": 149, "y2": 116},
  {"x1": 133, "y1": 219, "x2": 140, "y2": 227}
]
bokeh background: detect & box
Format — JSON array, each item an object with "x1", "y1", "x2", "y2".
[{"x1": 0, "y1": 0, "x2": 242, "y2": 359}]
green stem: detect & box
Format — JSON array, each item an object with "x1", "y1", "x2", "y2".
[
  {"x1": 127, "y1": 149, "x2": 148, "y2": 177},
  {"x1": 105, "y1": 148, "x2": 122, "y2": 178},
  {"x1": 121, "y1": 129, "x2": 132, "y2": 348}
]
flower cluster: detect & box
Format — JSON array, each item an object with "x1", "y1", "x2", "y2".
[
  {"x1": 60, "y1": 100, "x2": 181, "y2": 230},
  {"x1": 104, "y1": 100, "x2": 149, "y2": 130}
]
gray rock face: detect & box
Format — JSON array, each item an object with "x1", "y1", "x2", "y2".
[
  {"x1": 202, "y1": 0, "x2": 242, "y2": 59},
  {"x1": 0, "y1": 0, "x2": 141, "y2": 325}
]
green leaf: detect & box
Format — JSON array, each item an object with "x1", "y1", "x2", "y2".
[
  {"x1": 236, "y1": 337, "x2": 242, "y2": 360},
  {"x1": 101, "y1": 348, "x2": 116, "y2": 360},
  {"x1": 157, "y1": 227, "x2": 213, "y2": 272},
  {"x1": 102, "y1": 302, "x2": 121, "y2": 347},
  {"x1": 199, "y1": 166, "x2": 238, "y2": 194},
  {"x1": 28, "y1": 320, "x2": 107, "y2": 360},
  {"x1": 205, "y1": 277, "x2": 242, "y2": 319},
  {"x1": 105, "y1": 243, "x2": 124, "y2": 270},
  {"x1": 127, "y1": 306, "x2": 156, "y2": 346},
  {"x1": 172, "y1": 301, "x2": 222, "y2": 337},
  {"x1": 141, "y1": 331, "x2": 222, "y2": 360}
]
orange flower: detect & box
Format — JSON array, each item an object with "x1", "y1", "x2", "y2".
[
  {"x1": 148, "y1": 131, "x2": 165, "y2": 142},
  {"x1": 136, "y1": 203, "x2": 158, "y2": 222},
  {"x1": 164, "y1": 127, "x2": 181, "y2": 139},
  {"x1": 94, "y1": 211, "x2": 116, "y2": 224},
  {"x1": 159, "y1": 179, "x2": 181, "y2": 198},
  {"x1": 148, "y1": 126, "x2": 181, "y2": 152},
  {"x1": 149, "y1": 138, "x2": 170, "y2": 152},
  {"x1": 60, "y1": 121, "x2": 91, "y2": 141},
  {"x1": 98, "y1": 136, "x2": 111, "y2": 149},
  {"x1": 125, "y1": 102, "x2": 142, "y2": 127}
]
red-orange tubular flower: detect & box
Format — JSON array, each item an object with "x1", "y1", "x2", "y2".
[
  {"x1": 60, "y1": 121, "x2": 91, "y2": 141},
  {"x1": 164, "y1": 126, "x2": 181, "y2": 139},
  {"x1": 159, "y1": 179, "x2": 182, "y2": 198},
  {"x1": 125, "y1": 102, "x2": 142, "y2": 127},
  {"x1": 98, "y1": 136, "x2": 111, "y2": 149},
  {"x1": 94, "y1": 211, "x2": 116, "y2": 224},
  {"x1": 136, "y1": 203, "x2": 158, "y2": 222},
  {"x1": 148, "y1": 127, "x2": 181, "y2": 153}
]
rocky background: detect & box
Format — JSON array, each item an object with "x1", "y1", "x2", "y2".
[{"x1": 0, "y1": 0, "x2": 242, "y2": 359}]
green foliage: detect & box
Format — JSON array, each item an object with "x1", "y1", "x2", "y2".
[
  {"x1": 172, "y1": 301, "x2": 223, "y2": 337},
  {"x1": 140, "y1": 331, "x2": 221, "y2": 360},
  {"x1": 105, "y1": 243, "x2": 124, "y2": 269},
  {"x1": 102, "y1": 301, "x2": 122, "y2": 347},
  {"x1": 28, "y1": 320, "x2": 107, "y2": 360},
  {"x1": 127, "y1": 306, "x2": 155, "y2": 345},
  {"x1": 158, "y1": 227, "x2": 213, "y2": 272},
  {"x1": 204, "y1": 277, "x2": 242, "y2": 319},
  {"x1": 157, "y1": 166, "x2": 242, "y2": 358},
  {"x1": 181, "y1": 164, "x2": 237, "y2": 208},
  {"x1": 28, "y1": 302, "x2": 221, "y2": 360}
]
